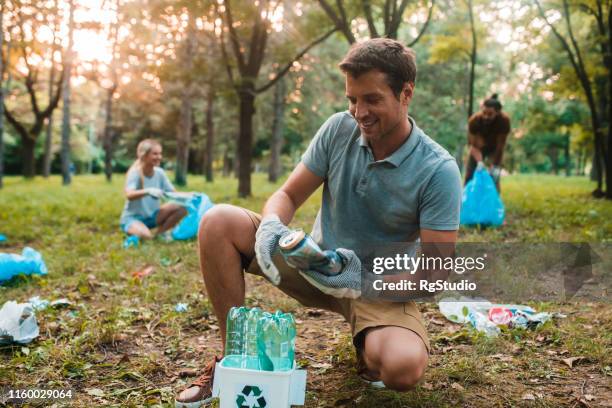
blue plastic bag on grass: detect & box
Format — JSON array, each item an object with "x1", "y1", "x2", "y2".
[
  {"x1": 171, "y1": 193, "x2": 214, "y2": 240},
  {"x1": 0, "y1": 247, "x2": 48, "y2": 283},
  {"x1": 460, "y1": 164, "x2": 505, "y2": 227}
]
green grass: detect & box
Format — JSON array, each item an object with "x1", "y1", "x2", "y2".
[{"x1": 0, "y1": 172, "x2": 610, "y2": 407}]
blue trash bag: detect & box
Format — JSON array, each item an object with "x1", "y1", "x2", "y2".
[
  {"x1": 460, "y1": 166, "x2": 505, "y2": 227},
  {"x1": 171, "y1": 193, "x2": 214, "y2": 240},
  {"x1": 0, "y1": 247, "x2": 48, "y2": 283}
]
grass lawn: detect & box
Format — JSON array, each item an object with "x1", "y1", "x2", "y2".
[{"x1": 0, "y1": 173, "x2": 610, "y2": 407}]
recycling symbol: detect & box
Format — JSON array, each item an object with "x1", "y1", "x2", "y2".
[{"x1": 236, "y1": 385, "x2": 267, "y2": 408}]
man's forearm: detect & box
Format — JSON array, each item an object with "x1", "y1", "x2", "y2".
[{"x1": 261, "y1": 190, "x2": 298, "y2": 225}]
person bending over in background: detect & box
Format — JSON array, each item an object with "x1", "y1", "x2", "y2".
[
  {"x1": 464, "y1": 94, "x2": 511, "y2": 191},
  {"x1": 119, "y1": 139, "x2": 186, "y2": 240}
]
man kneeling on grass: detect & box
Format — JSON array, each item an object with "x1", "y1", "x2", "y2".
[{"x1": 175, "y1": 38, "x2": 462, "y2": 407}]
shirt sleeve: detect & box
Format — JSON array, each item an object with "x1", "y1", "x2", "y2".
[
  {"x1": 158, "y1": 169, "x2": 175, "y2": 192},
  {"x1": 301, "y1": 113, "x2": 344, "y2": 178},
  {"x1": 419, "y1": 159, "x2": 463, "y2": 230},
  {"x1": 125, "y1": 168, "x2": 141, "y2": 190}
]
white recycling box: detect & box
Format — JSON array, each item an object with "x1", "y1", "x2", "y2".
[{"x1": 212, "y1": 357, "x2": 307, "y2": 408}]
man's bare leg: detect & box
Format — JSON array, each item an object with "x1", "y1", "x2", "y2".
[
  {"x1": 197, "y1": 204, "x2": 257, "y2": 348},
  {"x1": 175, "y1": 205, "x2": 257, "y2": 405},
  {"x1": 361, "y1": 326, "x2": 428, "y2": 391}
]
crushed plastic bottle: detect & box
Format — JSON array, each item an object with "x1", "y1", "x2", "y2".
[{"x1": 467, "y1": 310, "x2": 501, "y2": 337}]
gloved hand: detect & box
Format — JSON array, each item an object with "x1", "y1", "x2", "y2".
[
  {"x1": 299, "y1": 248, "x2": 362, "y2": 299},
  {"x1": 145, "y1": 187, "x2": 164, "y2": 199},
  {"x1": 489, "y1": 165, "x2": 502, "y2": 179},
  {"x1": 255, "y1": 214, "x2": 291, "y2": 285}
]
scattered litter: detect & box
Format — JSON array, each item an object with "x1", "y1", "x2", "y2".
[
  {"x1": 27, "y1": 296, "x2": 50, "y2": 311},
  {"x1": 0, "y1": 301, "x2": 39, "y2": 345},
  {"x1": 0, "y1": 247, "x2": 48, "y2": 283},
  {"x1": 0, "y1": 234, "x2": 7, "y2": 243},
  {"x1": 27, "y1": 297, "x2": 73, "y2": 311},
  {"x1": 160, "y1": 257, "x2": 181, "y2": 267},
  {"x1": 131, "y1": 265, "x2": 155, "y2": 280},
  {"x1": 50, "y1": 298, "x2": 72, "y2": 308},
  {"x1": 438, "y1": 296, "x2": 561, "y2": 337},
  {"x1": 123, "y1": 235, "x2": 140, "y2": 249},
  {"x1": 174, "y1": 303, "x2": 189, "y2": 312}
]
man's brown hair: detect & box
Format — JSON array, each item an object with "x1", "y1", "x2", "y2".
[{"x1": 338, "y1": 38, "x2": 417, "y2": 98}]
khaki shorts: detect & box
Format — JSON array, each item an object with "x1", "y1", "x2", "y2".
[{"x1": 242, "y1": 209, "x2": 430, "y2": 354}]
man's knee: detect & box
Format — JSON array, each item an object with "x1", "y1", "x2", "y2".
[
  {"x1": 363, "y1": 327, "x2": 428, "y2": 392},
  {"x1": 198, "y1": 204, "x2": 236, "y2": 242},
  {"x1": 378, "y1": 348, "x2": 427, "y2": 391}
]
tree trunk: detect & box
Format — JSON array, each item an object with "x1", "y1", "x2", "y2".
[
  {"x1": 564, "y1": 133, "x2": 570, "y2": 176},
  {"x1": 175, "y1": 96, "x2": 193, "y2": 186},
  {"x1": 61, "y1": 0, "x2": 75, "y2": 185},
  {"x1": 174, "y1": 15, "x2": 195, "y2": 187},
  {"x1": 466, "y1": 0, "x2": 477, "y2": 118},
  {"x1": 103, "y1": 87, "x2": 115, "y2": 182},
  {"x1": 0, "y1": 6, "x2": 4, "y2": 189},
  {"x1": 22, "y1": 136, "x2": 36, "y2": 178},
  {"x1": 223, "y1": 147, "x2": 232, "y2": 177},
  {"x1": 269, "y1": 77, "x2": 286, "y2": 182},
  {"x1": 204, "y1": 89, "x2": 215, "y2": 182},
  {"x1": 43, "y1": 0, "x2": 58, "y2": 178},
  {"x1": 606, "y1": 118, "x2": 612, "y2": 199},
  {"x1": 43, "y1": 64, "x2": 58, "y2": 178},
  {"x1": 237, "y1": 86, "x2": 255, "y2": 197}
]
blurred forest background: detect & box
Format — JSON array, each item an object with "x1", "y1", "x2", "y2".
[{"x1": 0, "y1": 0, "x2": 610, "y2": 198}]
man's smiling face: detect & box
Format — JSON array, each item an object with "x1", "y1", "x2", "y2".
[{"x1": 345, "y1": 69, "x2": 413, "y2": 144}]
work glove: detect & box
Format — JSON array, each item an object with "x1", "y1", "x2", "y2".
[
  {"x1": 489, "y1": 165, "x2": 502, "y2": 180},
  {"x1": 299, "y1": 248, "x2": 362, "y2": 299},
  {"x1": 145, "y1": 187, "x2": 164, "y2": 199},
  {"x1": 255, "y1": 214, "x2": 291, "y2": 285}
]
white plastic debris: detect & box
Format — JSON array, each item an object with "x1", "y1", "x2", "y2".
[
  {"x1": 438, "y1": 296, "x2": 553, "y2": 337},
  {"x1": 0, "y1": 301, "x2": 40, "y2": 345}
]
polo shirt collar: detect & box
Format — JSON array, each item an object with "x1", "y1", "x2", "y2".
[{"x1": 358, "y1": 117, "x2": 422, "y2": 167}]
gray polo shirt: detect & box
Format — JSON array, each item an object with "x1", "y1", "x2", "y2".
[{"x1": 302, "y1": 111, "x2": 462, "y2": 259}]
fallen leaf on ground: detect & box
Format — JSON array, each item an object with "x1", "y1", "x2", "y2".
[
  {"x1": 421, "y1": 382, "x2": 434, "y2": 390},
  {"x1": 430, "y1": 318, "x2": 447, "y2": 326},
  {"x1": 451, "y1": 382, "x2": 465, "y2": 392},
  {"x1": 86, "y1": 388, "x2": 105, "y2": 397},
  {"x1": 178, "y1": 368, "x2": 198, "y2": 377},
  {"x1": 562, "y1": 356, "x2": 584, "y2": 368}
]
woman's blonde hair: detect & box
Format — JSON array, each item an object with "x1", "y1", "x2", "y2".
[{"x1": 128, "y1": 139, "x2": 162, "y2": 188}]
